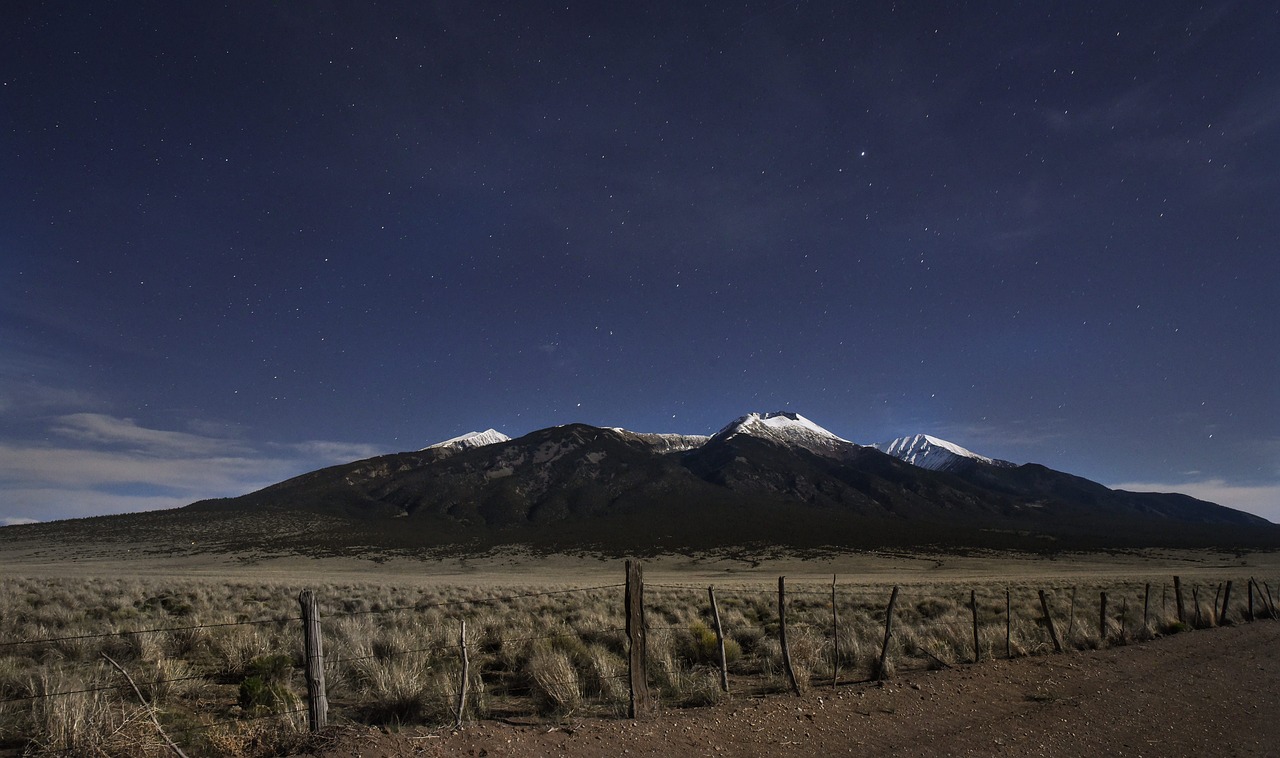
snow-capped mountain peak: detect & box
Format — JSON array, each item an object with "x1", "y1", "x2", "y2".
[
  {"x1": 874, "y1": 434, "x2": 1011, "y2": 472},
  {"x1": 714, "y1": 411, "x2": 857, "y2": 457},
  {"x1": 423, "y1": 428, "x2": 511, "y2": 452}
]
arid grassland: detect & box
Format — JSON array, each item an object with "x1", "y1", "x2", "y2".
[{"x1": 1, "y1": 547, "x2": 1277, "y2": 757}]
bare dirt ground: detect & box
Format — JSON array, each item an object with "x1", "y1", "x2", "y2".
[{"x1": 308, "y1": 620, "x2": 1280, "y2": 758}]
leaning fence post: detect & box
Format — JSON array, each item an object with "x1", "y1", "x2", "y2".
[
  {"x1": 876, "y1": 586, "x2": 900, "y2": 680},
  {"x1": 778, "y1": 577, "x2": 801, "y2": 695},
  {"x1": 298, "y1": 589, "x2": 328, "y2": 733},
  {"x1": 1248, "y1": 578, "x2": 1256, "y2": 622},
  {"x1": 1039, "y1": 590, "x2": 1063, "y2": 653},
  {"x1": 625, "y1": 559, "x2": 648, "y2": 718},
  {"x1": 708, "y1": 586, "x2": 729, "y2": 693},
  {"x1": 456, "y1": 619, "x2": 469, "y2": 729},
  {"x1": 970, "y1": 590, "x2": 981, "y2": 664},
  {"x1": 1174, "y1": 576, "x2": 1185, "y2": 624},
  {"x1": 1219, "y1": 580, "x2": 1233, "y2": 625}
]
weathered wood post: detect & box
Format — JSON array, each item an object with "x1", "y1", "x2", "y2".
[
  {"x1": 970, "y1": 590, "x2": 981, "y2": 664},
  {"x1": 456, "y1": 619, "x2": 469, "y2": 729},
  {"x1": 778, "y1": 577, "x2": 801, "y2": 695},
  {"x1": 1143, "y1": 583, "x2": 1151, "y2": 633},
  {"x1": 1213, "y1": 584, "x2": 1223, "y2": 624},
  {"x1": 1192, "y1": 586, "x2": 1202, "y2": 627},
  {"x1": 831, "y1": 575, "x2": 840, "y2": 689},
  {"x1": 876, "y1": 586, "x2": 900, "y2": 680},
  {"x1": 708, "y1": 586, "x2": 729, "y2": 693},
  {"x1": 1065, "y1": 586, "x2": 1078, "y2": 643},
  {"x1": 625, "y1": 559, "x2": 649, "y2": 718},
  {"x1": 298, "y1": 589, "x2": 328, "y2": 733},
  {"x1": 1005, "y1": 589, "x2": 1012, "y2": 659},
  {"x1": 1174, "y1": 576, "x2": 1185, "y2": 624},
  {"x1": 1219, "y1": 580, "x2": 1233, "y2": 625},
  {"x1": 1248, "y1": 578, "x2": 1256, "y2": 622},
  {"x1": 1039, "y1": 590, "x2": 1062, "y2": 653},
  {"x1": 1099, "y1": 592, "x2": 1108, "y2": 645},
  {"x1": 1265, "y1": 582, "x2": 1279, "y2": 619}
]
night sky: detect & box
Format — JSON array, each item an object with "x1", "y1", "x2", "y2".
[{"x1": 3, "y1": 2, "x2": 1278, "y2": 525}]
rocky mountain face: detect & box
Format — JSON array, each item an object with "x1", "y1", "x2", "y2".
[
  {"x1": 10, "y1": 411, "x2": 1269, "y2": 556},
  {"x1": 149, "y1": 411, "x2": 1271, "y2": 554}
]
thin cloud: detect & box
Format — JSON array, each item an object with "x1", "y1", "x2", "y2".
[
  {"x1": 0, "y1": 414, "x2": 387, "y2": 525},
  {"x1": 285, "y1": 440, "x2": 385, "y2": 463},
  {"x1": 50, "y1": 413, "x2": 254, "y2": 457}
]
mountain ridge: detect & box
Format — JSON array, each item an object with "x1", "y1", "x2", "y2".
[{"x1": 4, "y1": 411, "x2": 1272, "y2": 556}]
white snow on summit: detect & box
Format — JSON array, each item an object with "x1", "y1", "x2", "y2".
[
  {"x1": 714, "y1": 412, "x2": 858, "y2": 458},
  {"x1": 874, "y1": 434, "x2": 1011, "y2": 472},
  {"x1": 423, "y1": 429, "x2": 511, "y2": 452}
]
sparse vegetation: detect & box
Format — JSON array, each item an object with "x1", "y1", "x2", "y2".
[{"x1": 0, "y1": 555, "x2": 1273, "y2": 756}]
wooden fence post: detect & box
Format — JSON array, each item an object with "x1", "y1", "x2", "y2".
[
  {"x1": 1065, "y1": 586, "x2": 1077, "y2": 643},
  {"x1": 456, "y1": 619, "x2": 469, "y2": 729},
  {"x1": 1039, "y1": 590, "x2": 1063, "y2": 653},
  {"x1": 970, "y1": 590, "x2": 981, "y2": 664},
  {"x1": 831, "y1": 575, "x2": 839, "y2": 690},
  {"x1": 1099, "y1": 592, "x2": 1108, "y2": 645},
  {"x1": 876, "y1": 586, "x2": 900, "y2": 680},
  {"x1": 1192, "y1": 586, "x2": 1202, "y2": 627},
  {"x1": 625, "y1": 559, "x2": 649, "y2": 718},
  {"x1": 1219, "y1": 580, "x2": 1233, "y2": 625},
  {"x1": 1143, "y1": 583, "x2": 1151, "y2": 633},
  {"x1": 1005, "y1": 589, "x2": 1012, "y2": 659},
  {"x1": 778, "y1": 577, "x2": 801, "y2": 695},
  {"x1": 1174, "y1": 576, "x2": 1185, "y2": 624},
  {"x1": 1265, "y1": 582, "x2": 1279, "y2": 619},
  {"x1": 298, "y1": 589, "x2": 328, "y2": 733},
  {"x1": 708, "y1": 586, "x2": 729, "y2": 693}
]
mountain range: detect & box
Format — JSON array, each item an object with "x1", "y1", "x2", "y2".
[{"x1": 5, "y1": 412, "x2": 1273, "y2": 556}]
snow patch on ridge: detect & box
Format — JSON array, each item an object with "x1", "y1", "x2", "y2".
[
  {"x1": 874, "y1": 434, "x2": 1011, "y2": 471},
  {"x1": 611, "y1": 429, "x2": 711, "y2": 453},
  {"x1": 423, "y1": 429, "x2": 511, "y2": 452}
]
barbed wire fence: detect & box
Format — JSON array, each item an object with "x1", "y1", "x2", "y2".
[{"x1": 2, "y1": 565, "x2": 1276, "y2": 755}]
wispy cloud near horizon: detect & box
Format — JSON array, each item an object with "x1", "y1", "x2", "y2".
[{"x1": 0, "y1": 413, "x2": 386, "y2": 525}]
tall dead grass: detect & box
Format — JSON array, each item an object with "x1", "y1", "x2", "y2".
[{"x1": 0, "y1": 573, "x2": 1251, "y2": 756}]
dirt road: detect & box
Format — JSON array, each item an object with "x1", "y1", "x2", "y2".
[{"x1": 312, "y1": 621, "x2": 1280, "y2": 757}]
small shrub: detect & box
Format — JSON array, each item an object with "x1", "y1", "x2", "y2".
[
  {"x1": 238, "y1": 654, "x2": 296, "y2": 713},
  {"x1": 678, "y1": 621, "x2": 742, "y2": 667}
]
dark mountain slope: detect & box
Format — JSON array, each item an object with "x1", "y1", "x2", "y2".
[{"x1": 8, "y1": 417, "x2": 1275, "y2": 556}]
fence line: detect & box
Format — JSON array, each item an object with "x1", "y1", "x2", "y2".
[
  {"x1": 2, "y1": 567, "x2": 1274, "y2": 755},
  {"x1": 0, "y1": 615, "x2": 301, "y2": 650}
]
